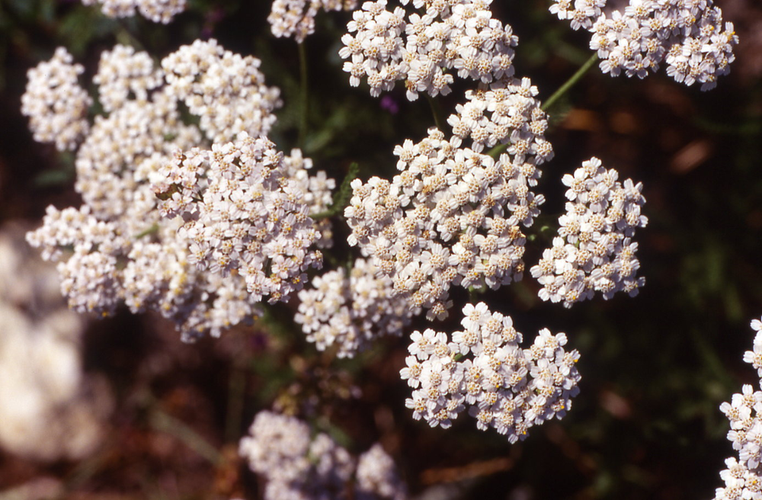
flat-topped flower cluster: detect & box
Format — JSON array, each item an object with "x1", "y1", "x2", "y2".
[
  {"x1": 549, "y1": 0, "x2": 739, "y2": 89},
  {"x1": 530, "y1": 157, "x2": 648, "y2": 307},
  {"x1": 400, "y1": 302, "x2": 581, "y2": 442},
  {"x1": 714, "y1": 318, "x2": 762, "y2": 500},
  {"x1": 340, "y1": 0, "x2": 519, "y2": 100},
  {"x1": 239, "y1": 410, "x2": 407, "y2": 500},
  {"x1": 154, "y1": 133, "x2": 324, "y2": 304},
  {"x1": 295, "y1": 258, "x2": 413, "y2": 357},
  {"x1": 345, "y1": 127, "x2": 545, "y2": 320}
]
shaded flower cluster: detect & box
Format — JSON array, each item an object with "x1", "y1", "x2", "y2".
[
  {"x1": 295, "y1": 258, "x2": 413, "y2": 358},
  {"x1": 550, "y1": 0, "x2": 738, "y2": 90},
  {"x1": 400, "y1": 302, "x2": 581, "y2": 443},
  {"x1": 239, "y1": 411, "x2": 407, "y2": 500},
  {"x1": 345, "y1": 127, "x2": 544, "y2": 320},
  {"x1": 154, "y1": 133, "x2": 323, "y2": 304},
  {"x1": 530, "y1": 157, "x2": 647, "y2": 307},
  {"x1": 21, "y1": 47, "x2": 91, "y2": 152},
  {"x1": 340, "y1": 0, "x2": 518, "y2": 100},
  {"x1": 714, "y1": 317, "x2": 762, "y2": 500},
  {"x1": 269, "y1": 0, "x2": 359, "y2": 42},
  {"x1": 80, "y1": 0, "x2": 186, "y2": 23}
]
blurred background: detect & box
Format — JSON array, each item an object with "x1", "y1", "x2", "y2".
[{"x1": 1, "y1": 0, "x2": 761, "y2": 498}]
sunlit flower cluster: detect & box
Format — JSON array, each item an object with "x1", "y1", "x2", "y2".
[
  {"x1": 345, "y1": 127, "x2": 544, "y2": 320},
  {"x1": 239, "y1": 411, "x2": 407, "y2": 500},
  {"x1": 24, "y1": 40, "x2": 329, "y2": 339},
  {"x1": 162, "y1": 39, "x2": 282, "y2": 143},
  {"x1": 80, "y1": 0, "x2": 186, "y2": 23},
  {"x1": 340, "y1": 0, "x2": 518, "y2": 100},
  {"x1": 269, "y1": 0, "x2": 359, "y2": 42},
  {"x1": 295, "y1": 258, "x2": 413, "y2": 357},
  {"x1": 153, "y1": 133, "x2": 324, "y2": 304},
  {"x1": 530, "y1": 157, "x2": 647, "y2": 307},
  {"x1": 714, "y1": 318, "x2": 762, "y2": 500},
  {"x1": 448, "y1": 77, "x2": 552, "y2": 157},
  {"x1": 400, "y1": 302, "x2": 581, "y2": 443},
  {"x1": 549, "y1": 0, "x2": 738, "y2": 90},
  {"x1": 20, "y1": 47, "x2": 91, "y2": 152}
]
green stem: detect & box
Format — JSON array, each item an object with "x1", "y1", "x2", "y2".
[
  {"x1": 541, "y1": 53, "x2": 598, "y2": 112},
  {"x1": 486, "y1": 53, "x2": 599, "y2": 160},
  {"x1": 426, "y1": 94, "x2": 446, "y2": 131},
  {"x1": 149, "y1": 408, "x2": 223, "y2": 465},
  {"x1": 298, "y1": 42, "x2": 309, "y2": 147}
]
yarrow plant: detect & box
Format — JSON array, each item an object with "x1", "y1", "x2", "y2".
[{"x1": 16, "y1": 0, "x2": 747, "y2": 496}]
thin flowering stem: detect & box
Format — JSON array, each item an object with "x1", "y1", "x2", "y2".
[
  {"x1": 311, "y1": 162, "x2": 359, "y2": 221},
  {"x1": 485, "y1": 53, "x2": 597, "y2": 160},
  {"x1": 298, "y1": 41, "x2": 309, "y2": 147},
  {"x1": 541, "y1": 53, "x2": 598, "y2": 112},
  {"x1": 425, "y1": 94, "x2": 446, "y2": 132}
]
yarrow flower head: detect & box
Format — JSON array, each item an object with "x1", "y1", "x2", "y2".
[
  {"x1": 21, "y1": 47, "x2": 91, "y2": 152},
  {"x1": 400, "y1": 302, "x2": 581, "y2": 443},
  {"x1": 161, "y1": 39, "x2": 282, "y2": 143},
  {"x1": 447, "y1": 77, "x2": 553, "y2": 157},
  {"x1": 531, "y1": 157, "x2": 647, "y2": 307},
  {"x1": 714, "y1": 317, "x2": 762, "y2": 500},
  {"x1": 154, "y1": 133, "x2": 324, "y2": 304},
  {"x1": 296, "y1": 258, "x2": 414, "y2": 357},
  {"x1": 340, "y1": 0, "x2": 519, "y2": 100},
  {"x1": 239, "y1": 410, "x2": 407, "y2": 500},
  {"x1": 550, "y1": 0, "x2": 739, "y2": 90},
  {"x1": 80, "y1": 0, "x2": 186, "y2": 23},
  {"x1": 25, "y1": 41, "x2": 332, "y2": 340},
  {"x1": 345, "y1": 127, "x2": 545, "y2": 320},
  {"x1": 269, "y1": 0, "x2": 359, "y2": 42}
]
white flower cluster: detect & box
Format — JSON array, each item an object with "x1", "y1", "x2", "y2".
[
  {"x1": 93, "y1": 44, "x2": 164, "y2": 112},
  {"x1": 340, "y1": 0, "x2": 518, "y2": 100},
  {"x1": 345, "y1": 127, "x2": 544, "y2": 320},
  {"x1": 80, "y1": 0, "x2": 186, "y2": 23},
  {"x1": 714, "y1": 318, "x2": 762, "y2": 500},
  {"x1": 239, "y1": 411, "x2": 407, "y2": 500},
  {"x1": 154, "y1": 133, "x2": 323, "y2": 304},
  {"x1": 281, "y1": 149, "x2": 336, "y2": 248},
  {"x1": 400, "y1": 302, "x2": 581, "y2": 443},
  {"x1": 162, "y1": 39, "x2": 282, "y2": 143},
  {"x1": 25, "y1": 41, "x2": 329, "y2": 339},
  {"x1": 20, "y1": 47, "x2": 91, "y2": 152},
  {"x1": 269, "y1": 0, "x2": 359, "y2": 43},
  {"x1": 549, "y1": 0, "x2": 738, "y2": 90},
  {"x1": 530, "y1": 157, "x2": 647, "y2": 307},
  {"x1": 295, "y1": 258, "x2": 413, "y2": 358},
  {"x1": 356, "y1": 443, "x2": 408, "y2": 500},
  {"x1": 447, "y1": 77, "x2": 552, "y2": 156}
]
